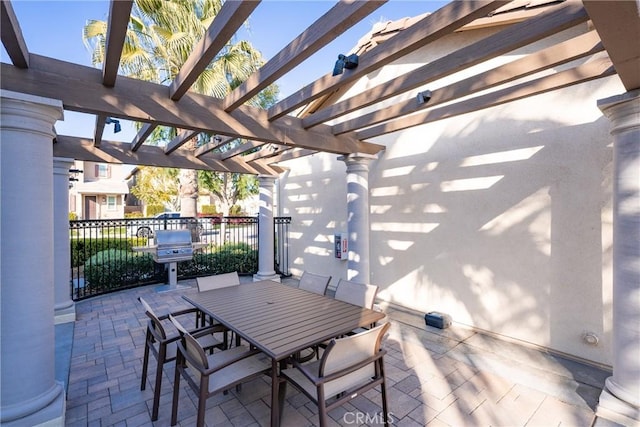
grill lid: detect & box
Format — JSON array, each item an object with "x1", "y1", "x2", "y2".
[{"x1": 155, "y1": 229, "x2": 192, "y2": 247}]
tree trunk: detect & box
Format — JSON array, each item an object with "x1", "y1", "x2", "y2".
[{"x1": 179, "y1": 169, "x2": 198, "y2": 217}]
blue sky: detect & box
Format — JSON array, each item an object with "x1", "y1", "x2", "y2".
[{"x1": 1, "y1": 0, "x2": 448, "y2": 141}]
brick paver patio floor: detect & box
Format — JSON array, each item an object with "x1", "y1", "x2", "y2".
[{"x1": 60, "y1": 278, "x2": 618, "y2": 427}]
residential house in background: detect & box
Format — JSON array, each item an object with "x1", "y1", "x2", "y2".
[{"x1": 69, "y1": 161, "x2": 129, "y2": 219}]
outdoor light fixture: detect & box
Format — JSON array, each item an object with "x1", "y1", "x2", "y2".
[
  {"x1": 105, "y1": 117, "x2": 122, "y2": 133},
  {"x1": 417, "y1": 90, "x2": 432, "y2": 105},
  {"x1": 332, "y1": 53, "x2": 359, "y2": 76}
]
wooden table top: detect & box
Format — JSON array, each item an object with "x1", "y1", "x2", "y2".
[{"x1": 183, "y1": 280, "x2": 385, "y2": 361}]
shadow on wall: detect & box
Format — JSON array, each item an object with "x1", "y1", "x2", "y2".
[
  {"x1": 367, "y1": 112, "x2": 612, "y2": 364},
  {"x1": 281, "y1": 97, "x2": 613, "y2": 366}
]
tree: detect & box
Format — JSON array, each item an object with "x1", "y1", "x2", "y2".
[
  {"x1": 83, "y1": 0, "x2": 272, "y2": 216},
  {"x1": 130, "y1": 166, "x2": 179, "y2": 211}
]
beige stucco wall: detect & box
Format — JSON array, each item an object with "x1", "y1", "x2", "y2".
[{"x1": 277, "y1": 23, "x2": 624, "y2": 365}]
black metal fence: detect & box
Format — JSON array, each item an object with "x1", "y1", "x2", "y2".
[{"x1": 70, "y1": 216, "x2": 291, "y2": 300}]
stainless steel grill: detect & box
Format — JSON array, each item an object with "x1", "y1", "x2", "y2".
[{"x1": 153, "y1": 229, "x2": 194, "y2": 263}]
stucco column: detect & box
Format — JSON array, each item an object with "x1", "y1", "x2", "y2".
[
  {"x1": 339, "y1": 153, "x2": 377, "y2": 284},
  {"x1": 596, "y1": 90, "x2": 640, "y2": 426},
  {"x1": 1, "y1": 91, "x2": 66, "y2": 425},
  {"x1": 253, "y1": 175, "x2": 280, "y2": 282},
  {"x1": 53, "y1": 157, "x2": 76, "y2": 324}
]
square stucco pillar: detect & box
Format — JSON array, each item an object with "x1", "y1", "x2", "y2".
[
  {"x1": 596, "y1": 89, "x2": 640, "y2": 426},
  {"x1": 1, "y1": 90, "x2": 66, "y2": 426}
]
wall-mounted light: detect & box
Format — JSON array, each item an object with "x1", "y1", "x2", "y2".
[
  {"x1": 417, "y1": 90, "x2": 432, "y2": 105},
  {"x1": 332, "y1": 53, "x2": 359, "y2": 76},
  {"x1": 105, "y1": 117, "x2": 121, "y2": 133}
]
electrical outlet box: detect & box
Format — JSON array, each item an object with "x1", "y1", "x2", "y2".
[{"x1": 425, "y1": 312, "x2": 452, "y2": 329}]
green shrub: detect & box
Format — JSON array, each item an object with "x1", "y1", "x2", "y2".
[
  {"x1": 70, "y1": 237, "x2": 143, "y2": 267},
  {"x1": 69, "y1": 212, "x2": 78, "y2": 221},
  {"x1": 200, "y1": 205, "x2": 218, "y2": 215},
  {"x1": 84, "y1": 249, "x2": 159, "y2": 291},
  {"x1": 125, "y1": 212, "x2": 144, "y2": 218},
  {"x1": 178, "y1": 243, "x2": 257, "y2": 278}
]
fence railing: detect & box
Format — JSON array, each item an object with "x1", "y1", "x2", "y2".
[{"x1": 70, "y1": 216, "x2": 291, "y2": 300}]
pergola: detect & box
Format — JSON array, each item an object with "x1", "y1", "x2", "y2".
[
  {"x1": 1, "y1": 1, "x2": 639, "y2": 426},
  {"x1": 1, "y1": 0, "x2": 637, "y2": 173}
]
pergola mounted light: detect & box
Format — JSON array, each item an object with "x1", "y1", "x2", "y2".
[
  {"x1": 417, "y1": 90, "x2": 432, "y2": 105},
  {"x1": 332, "y1": 53, "x2": 359, "y2": 76},
  {"x1": 105, "y1": 117, "x2": 121, "y2": 133}
]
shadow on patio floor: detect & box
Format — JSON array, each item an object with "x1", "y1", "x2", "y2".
[{"x1": 58, "y1": 278, "x2": 615, "y2": 426}]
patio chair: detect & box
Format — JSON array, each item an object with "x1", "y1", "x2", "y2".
[
  {"x1": 334, "y1": 278, "x2": 378, "y2": 309},
  {"x1": 169, "y1": 315, "x2": 271, "y2": 427},
  {"x1": 280, "y1": 322, "x2": 391, "y2": 427},
  {"x1": 298, "y1": 271, "x2": 331, "y2": 295},
  {"x1": 196, "y1": 271, "x2": 240, "y2": 292},
  {"x1": 195, "y1": 271, "x2": 241, "y2": 346},
  {"x1": 139, "y1": 297, "x2": 225, "y2": 422},
  {"x1": 311, "y1": 279, "x2": 381, "y2": 359}
]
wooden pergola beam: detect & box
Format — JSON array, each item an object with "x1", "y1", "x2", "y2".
[
  {"x1": 102, "y1": 0, "x2": 133, "y2": 87},
  {"x1": 267, "y1": 0, "x2": 510, "y2": 121},
  {"x1": 53, "y1": 135, "x2": 281, "y2": 175},
  {"x1": 222, "y1": 0, "x2": 386, "y2": 112},
  {"x1": 333, "y1": 30, "x2": 604, "y2": 134},
  {"x1": 582, "y1": 0, "x2": 640, "y2": 91},
  {"x1": 0, "y1": 54, "x2": 384, "y2": 156},
  {"x1": 305, "y1": 1, "x2": 590, "y2": 129},
  {"x1": 0, "y1": 0, "x2": 29, "y2": 68},
  {"x1": 357, "y1": 58, "x2": 615, "y2": 140},
  {"x1": 169, "y1": 0, "x2": 259, "y2": 101}
]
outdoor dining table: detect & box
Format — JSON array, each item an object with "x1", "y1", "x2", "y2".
[{"x1": 182, "y1": 279, "x2": 386, "y2": 427}]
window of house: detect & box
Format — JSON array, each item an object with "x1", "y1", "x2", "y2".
[
  {"x1": 107, "y1": 196, "x2": 117, "y2": 211},
  {"x1": 97, "y1": 164, "x2": 109, "y2": 178}
]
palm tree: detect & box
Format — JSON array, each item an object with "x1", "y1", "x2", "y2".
[{"x1": 83, "y1": 0, "x2": 267, "y2": 217}]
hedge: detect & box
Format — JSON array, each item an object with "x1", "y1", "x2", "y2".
[{"x1": 71, "y1": 237, "x2": 146, "y2": 267}]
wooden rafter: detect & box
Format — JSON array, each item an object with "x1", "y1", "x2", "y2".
[
  {"x1": 214, "y1": 140, "x2": 266, "y2": 160},
  {"x1": 267, "y1": 0, "x2": 510, "y2": 121},
  {"x1": 131, "y1": 123, "x2": 157, "y2": 151},
  {"x1": 165, "y1": 129, "x2": 199, "y2": 154},
  {"x1": 357, "y1": 58, "x2": 615, "y2": 140},
  {"x1": 102, "y1": 0, "x2": 133, "y2": 87},
  {"x1": 333, "y1": 30, "x2": 604, "y2": 135},
  {"x1": 304, "y1": 1, "x2": 589, "y2": 129},
  {"x1": 261, "y1": 147, "x2": 317, "y2": 164},
  {"x1": 169, "y1": 0, "x2": 259, "y2": 101},
  {"x1": 582, "y1": 0, "x2": 640, "y2": 91},
  {"x1": 222, "y1": 0, "x2": 386, "y2": 112},
  {"x1": 195, "y1": 135, "x2": 235, "y2": 157},
  {"x1": 0, "y1": 0, "x2": 29, "y2": 68},
  {"x1": 94, "y1": 115, "x2": 107, "y2": 147}
]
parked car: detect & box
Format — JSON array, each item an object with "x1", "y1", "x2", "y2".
[{"x1": 135, "y1": 212, "x2": 203, "y2": 238}]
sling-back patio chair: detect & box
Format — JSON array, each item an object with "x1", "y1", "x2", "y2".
[
  {"x1": 294, "y1": 271, "x2": 332, "y2": 362},
  {"x1": 334, "y1": 278, "x2": 378, "y2": 309},
  {"x1": 298, "y1": 271, "x2": 331, "y2": 296},
  {"x1": 195, "y1": 271, "x2": 241, "y2": 346},
  {"x1": 280, "y1": 322, "x2": 391, "y2": 427},
  {"x1": 169, "y1": 315, "x2": 271, "y2": 427},
  {"x1": 138, "y1": 297, "x2": 225, "y2": 421}
]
